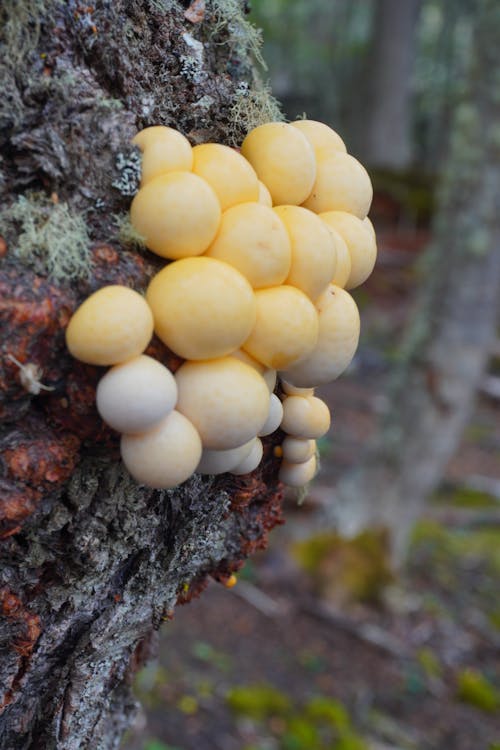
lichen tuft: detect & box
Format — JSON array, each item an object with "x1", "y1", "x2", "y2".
[{"x1": 0, "y1": 194, "x2": 93, "y2": 282}]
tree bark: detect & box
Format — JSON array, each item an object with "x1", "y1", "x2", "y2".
[
  {"x1": 0, "y1": 2, "x2": 283, "y2": 747},
  {"x1": 358, "y1": 0, "x2": 422, "y2": 168},
  {"x1": 329, "y1": 0, "x2": 500, "y2": 561}
]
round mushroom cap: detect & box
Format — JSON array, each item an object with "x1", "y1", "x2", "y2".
[
  {"x1": 132, "y1": 126, "x2": 193, "y2": 185},
  {"x1": 96, "y1": 355, "x2": 177, "y2": 434},
  {"x1": 243, "y1": 285, "x2": 319, "y2": 370},
  {"x1": 257, "y1": 180, "x2": 273, "y2": 207},
  {"x1": 175, "y1": 357, "x2": 270, "y2": 450},
  {"x1": 280, "y1": 395, "x2": 331, "y2": 439},
  {"x1": 66, "y1": 285, "x2": 153, "y2": 366},
  {"x1": 279, "y1": 455, "x2": 317, "y2": 487},
  {"x1": 363, "y1": 216, "x2": 376, "y2": 238},
  {"x1": 192, "y1": 143, "x2": 259, "y2": 210},
  {"x1": 320, "y1": 211, "x2": 376, "y2": 290},
  {"x1": 291, "y1": 120, "x2": 346, "y2": 158},
  {"x1": 241, "y1": 122, "x2": 316, "y2": 206},
  {"x1": 321, "y1": 221, "x2": 352, "y2": 289},
  {"x1": 121, "y1": 410, "x2": 202, "y2": 489},
  {"x1": 130, "y1": 171, "x2": 221, "y2": 259},
  {"x1": 146, "y1": 257, "x2": 256, "y2": 360},
  {"x1": 281, "y1": 284, "x2": 360, "y2": 387},
  {"x1": 231, "y1": 350, "x2": 276, "y2": 393},
  {"x1": 230, "y1": 438, "x2": 263, "y2": 475},
  {"x1": 206, "y1": 203, "x2": 291, "y2": 289},
  {"x1": 282, "y1": 436, "x2": 316, "y2": 464},
  {"x1": 196, "y1": 439, "x2": 254, "y2": 475},
  {"x1": 302, "y1": 152, "x2": 373, "y2": 219},
  {"x1": 258, "y1": 393, "x2": 284, "y2": 436},
  {"x1": 274, "y1": 205, "x2": 337, "y2": 301}
]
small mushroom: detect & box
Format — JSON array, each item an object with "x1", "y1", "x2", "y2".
[
  {"x1": 302, "y1": 152, "x2": 372, "y2": 219},
  {"x1": 281, "y1": 436, "x2": 316, "y2": 463},
  {"x1": 130, "y1": 171, "x2": 221, "y2": 259},
  {"x1": 196, "y1": 440, "x2": 254, "y2": 475},
  {"x1": 96, "y1": 355, "x2": 177, "y2": 434},
  {"x1": 280, "y1": 395, "x2": 331, "y2": 439},
  {"x1": 230, "y1": 437, "x2": 263, "y2": 475},
  {"x1": 257, "y1": 180, "x2": 273, "y2": 207},
  {"x1": 281, "y1": 284, "x2": 360, "y2": 387},
  {"x1": 121, "y1": 410, "x2": 202, "y2": 489},
  {"x1": 132, "y1": 126, "x2": 193, "y2": 186},
  {"x1": 290, "y1": 119, "x2": 346, "y2": 158},
  {"x1": 241, "y1": 122, "x2": 316, "y2": 206},
  {"x1": 279, "y1": 455, "x2": 317, "y2": 487},
  {"x1": 274, "y1": 205, "x2": 337, "y2": 301},
  {"x1": 243, "y1": 285, "x2": 319, "y2": 370},
  {"x1": 320, "y1": 211, "x2": 376, "y2": 290},
  {"x1": 146, "y1": 257, "x2": 257, "y2": 360},
  {"x1": 175, "y1": 357, "x2": 269, "y2": 449},
  {"x1": 321, "y1": 221, "x2": 352, "y2": 289},
  {"x1": 65, "y1": 285, "x2": 154, "y2": 366},
  {"x1": 280, "y1": 380, "x2": 314, "y2": 397},
  {"x1": 258, "y1": 393, "x2": 284, "y2": 437},
  {"x1": 192, "y1": 143, "x2": 259, "y2": 210},
  {"x1": 205, "y1": 202, "x2": 291, "y2": 289}
]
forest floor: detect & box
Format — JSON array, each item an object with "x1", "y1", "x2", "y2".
[{"x1": 123, "y1": 220, "x2": 500, "y2": 750}]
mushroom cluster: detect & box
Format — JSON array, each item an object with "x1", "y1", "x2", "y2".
[{"x1": 65, "y1": 121, "x2": 376, "y2": 490}]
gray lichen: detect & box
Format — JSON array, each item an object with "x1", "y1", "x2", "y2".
[{"x1": 0, "y1": 194, "x2": 93, "y2": 281}]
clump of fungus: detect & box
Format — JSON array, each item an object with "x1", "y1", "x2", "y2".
[{"x1": 64, "y1": 117, "x2": 377, "y2": 494}]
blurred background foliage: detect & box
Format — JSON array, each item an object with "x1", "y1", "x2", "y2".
[{"x1": 123, "y1": 1, "x2": 500, "y2": 748}]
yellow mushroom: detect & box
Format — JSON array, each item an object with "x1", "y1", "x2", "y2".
[
  {"x1": 66, "y1": 285, "x2": 153, "y2": 366},
  {"x1": 132, "y1": 126, "x2": 193, "y2": 186},
  {"x1": 320, "y1": 220, "x2": 352, "y2": 289},
  {"x1": 302, "y1": 151, "x2": 373, "y2": 219},
  {"x1": 175, "y1": 357, "x2": 269, "y2": 449},
  {"x1": 280, "y1": 395, "x2": 331, "y2": 439},
  {"x1": 196, "y1": 439, "x2": 254, "y2": 475},
  {"x1": 241, "y1": 122, "x2": 316, "y2": 206},
  {"x1": 146, "y1": 257, "x2": 256, "y2": 360},
  {"x1": 230, "y1": 437, "x2": 263, "y2": 475},
  {"x1": 291, "y1": 119, "x2": 346, "y2": 158},
  {"x1": 281, "y1": 284, "x2": 360, "y2": 387},
  {"x1": 279, "y1": 455, "x2": 317, "y2": 487},
  {"x1": 243, "y1": 285, "x2": 319, "y2": 370},
  {"x1": 205, "y1": 203, "x2": 291, "y2": 289},
  {"x1": 258, "y1": 393, "x2": 284, "y2": 437},
  {"x1": 320, "y1": 211, "x2": 377, "y2": 290},
  {"x1": 281, "y1": 436, "x2": 316, "y2": 463},
  {"x1": 192, "y1": 143, "x2": 259, "y2": 210},
  {"x1": 363, "y1": 216, "x2": 376, "y2": 239},
  {"x1": 96, "y1": 355, "x2": 177, "y2": 434},
  {"x1": 121, "y1": 410, "x2": 202, "y2": 489},
  {"x1": 273, "y1": 205, "x2": 337, "y2": 301},
  {"x1": 257, "y1": 180, "x2": 273, "y2": 207},
  {"x1": 130, "y1": 171, "x2": 221, "y2": 259}
]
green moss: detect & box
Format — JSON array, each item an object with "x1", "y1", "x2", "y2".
[
  {"x1": 433, "y1": 485, "x2": 498, "y2": 509},
  {"x1": 226, "y1": 683, "x2": 291, "y2": 720},
  {"x1": 305, "y1": 696, "x2": 350, "y2": 731},
  {"x1": 416, "y1": 648, "x2": 442, "y2": 680},
  {"x1": 0, "y1": 195, "x2": 92, "y2": 281},
  {"x1": 292, "y1": 530, "x2": 392, "y2": 604},
  {"x1": 456, "y1": 669, "x2": 500, "y2": 713}
]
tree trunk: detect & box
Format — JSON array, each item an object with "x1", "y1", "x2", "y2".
[
  {"x1": 330, "y1": 0, "x2": 500, "y2": 561},
  {"x1": 0, "y1": 2, "x2": 283, "y2": 748},
  {"x1": 358, "y1": 0, "x2": 422, "y2": 168}
]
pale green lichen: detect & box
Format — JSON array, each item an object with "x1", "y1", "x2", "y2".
[
  {"x1": 227, "y1": 80, "x2": 283, "y2": 144},
  {"x1": 113, "y1": 213, "x2": 146, "y2": 249},
  {"x1": 0, "y1": 195, "x2": 93, "y2": 282},
  {"x1": 210, "y1": 0, "x2": 266, "y2": 70}
]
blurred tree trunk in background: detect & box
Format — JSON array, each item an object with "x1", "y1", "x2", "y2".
[
  {"x1": 357, "y1": 0, "x2": 422, "y2": 168},
  {"x1": 330, "y1": 0, "x2": 500, "y2": 562}
]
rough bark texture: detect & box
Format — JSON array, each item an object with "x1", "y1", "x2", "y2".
[
  {"x1": 330, "y1": 0, "x2": 500, "y2": 560},
  {"x1": 0, "y1": 2, "x2": 284, "y2": 747}
]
